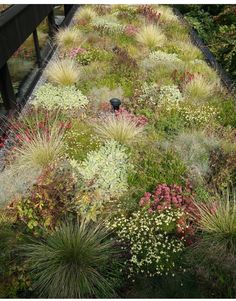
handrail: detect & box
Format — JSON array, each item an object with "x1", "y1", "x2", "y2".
[
  {"x1": 0, "y1": 5, "x2": 55, "y2": 69},
  {"x1": 0, "y1": 4, "x2": 76, "y2": 112}
]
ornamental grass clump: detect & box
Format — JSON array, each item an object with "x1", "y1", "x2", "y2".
[
  {"x1": 183, "y1": 74, "x2": 217, "y2": 102},
  {"x1": 136, "y1": 24, "x2": 166, "y2": 50},
  {"x1": 154, "y1": 5, "x2": 179, "y2": 23},
  {"x1": 75, "y1": 5, "x2": 97, "y2": 23},
  {"x1": 0, "y1": 115, "x2": 65, "y2": 207},
  {"x1": 22, "y1": 221, "x2": 117, "y2": 298},
  {"x1": 197, "y1": 190, "x2": 236, "y2": 250},
  {"x1": 94, "y1": 114, "x2": 144, "y2": 145},
  {"x1": 107, "y1": 208, "x2": 184, "y2": 278},
  {"x1": 45, "y1": 58, "x2": 80, "y2": 86},
  {"x1": 172, "y1": 131, "x2": 219, "y2": 185},
  {"x1": 55, "y1": 27, "x2": 85, "y2": 50},
  {"x1": 13, "y1": 119, "x2": 65, "y2": 171},
  {"x1": 33, "y1": 83, "x2": 89, "y2": 111}
]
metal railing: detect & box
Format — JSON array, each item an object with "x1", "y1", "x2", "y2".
[{"x1": 0, "y1": 4, "x2": 77, "y2": 114}]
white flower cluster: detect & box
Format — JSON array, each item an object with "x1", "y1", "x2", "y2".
[
  {"x1": 33, "y1": 83, "x2": 89, "y2": 111},
  {"x1": 107, "y1": 209, "x2": 184, "y2": 278},
  {"x1": 70, "y1": 140, "x2": 132, "y2": 198},
  {"x1": 139, "y1": 82, "x2": 159, "y2": 107},
  {"x1": 158, "y1": 85, "x2": 183, "y2": 109},
  {"x1": 180, "y1": 103, "x2": 219, "y2": 126},
  {"x1": 141, "y1": 50, "x2": 182, "y2": 71},
  {"x1": 92, "y1": 15, "x2": 124, "y2": 34},
  {"x1": 139, "y1": 83, "x2": 183, "y2": 110}
]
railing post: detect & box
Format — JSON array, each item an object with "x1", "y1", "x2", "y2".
[
  {"x1": 48, "y1": 10, "x2": 56, "y2": 37},
  {"x1": 33, "y1": 29, "x2": 42, "y2": 68},
  {"x1": 0, "y1": 63, "x2": 16, "y2": 110},
  {"x1": 64, "y1": 5, "x2": 73, "y2": 17}
]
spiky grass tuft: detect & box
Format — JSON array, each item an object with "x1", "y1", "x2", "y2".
[
  {"x1": 136, "y1": 24, "x2": 166, "y2": 50},
  {"x1": 45, "y1": 58, "x2": 80, "y2": 86},
  {"x1": 13, "y1": 120, "x2": 65, "y2": 171},
  {"x1": 183, "y1": 74, "x2": 218, "y2": 102},
  {"x1": 75, "y1": 6, "x2": 97, "y2": 23},
  {"x1": 94, "y1": 115, "x2": 144, "y2": 145},
  {"x1": 22, "y1": 221, "x2": 117, "y2": 298},
  {"x1": 55, "y1": 27, "x2": 85, "y2": 50},
  {"x1": 197, "y1": 190, "x2": 236, "y2": 238}
]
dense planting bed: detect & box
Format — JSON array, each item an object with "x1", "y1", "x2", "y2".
[{"x1": 1, "y1": 4, "x2": 236, "y2": 298}]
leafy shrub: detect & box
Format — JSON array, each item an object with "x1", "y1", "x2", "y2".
[
  {"x1": 45, "y1": 58, "x2": 80, "y2": 86},
  {"x1": 112, "y1": 46, "x2": 137, "y2": 70},
  {"x1": 208, "y1": 146, "x2": 236, "y2": 189},
  {"x1": 17, "y1": 161, "x2": 77, "y2": 233},
  {"x1": 107, "y1": 208, "x2": 184, "y2": 278},
  {"x1": 94, "y1": 115, "x2": 144, "y2": 145},
  {"x1": 141, "y1": 50, "x2": 182, "y2": 71},
  {"x1": 138, "y1": 82, "x2": 160, "y2": 108},
  {"x1": 71, "y1": 140, "x2": 132, "y2": 199},
  {"x1": 181, "y1": 5, "x2": 236, "y2": 85},
  {"x1": 92, "y1": 15, "x2": 124, "y2": 35},
  {"x1": 136, "y1": 24, "x2": 166, "y2": 50},
  {"x1": 22, "y1": 221, "x2": 120, "y2": 298},
  {"x1": 157, "y1": 85, "x2": 184, "y2": 109},
  {"x1": 33, "y1": 83, "x2": 89, "y2": 111}
]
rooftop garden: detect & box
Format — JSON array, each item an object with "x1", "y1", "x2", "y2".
[{"x1": 0, "y1": 4, "x2": 236, "y2": 298}]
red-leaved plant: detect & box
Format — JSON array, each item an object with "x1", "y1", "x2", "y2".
[
  {"x1": 137, "y1": 5, "x2": 161, "y2": 24},
  {"x1": 172, "y1": 69, "x2": 196, "y2": 92},
  {"x1": 115, "y1": 107, "x2": 148, "y2": 127},
  {"x1": 124, "y1": 24, "x2": 139, "y2": 37}
]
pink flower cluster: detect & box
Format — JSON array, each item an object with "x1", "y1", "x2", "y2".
[
  {"x1": 139, "y1": 183, "x2": 197, "y2": 243},
  {"x1": 68, "y1": 47, "x2": 86, "y2": 59},
  {"x1": 140, "y1": 183, "x2": 195, "y2": 213},
  {"x1": 115, "y1": 108, "x2": 148, "y2": 127},
  {"x1": 124, "y1": 24, "x2": 139, "y2": 37}
]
